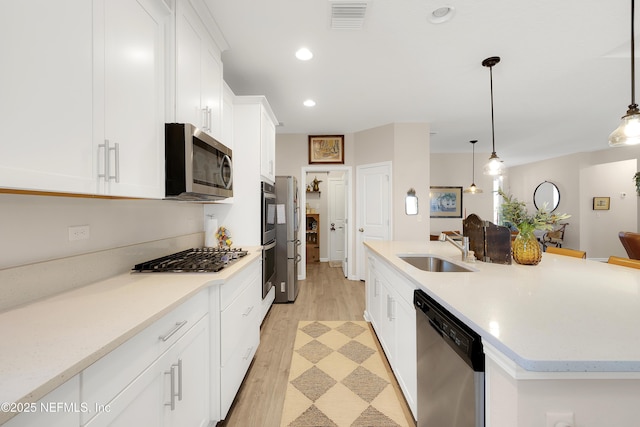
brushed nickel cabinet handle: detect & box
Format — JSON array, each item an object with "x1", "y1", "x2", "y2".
[{"x1": 159, "y1": 320, "x2": 187, "y2": 342}]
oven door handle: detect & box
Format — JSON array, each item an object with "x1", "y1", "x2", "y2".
[{"x1": 263, "y1": 241, "x2": 277, "y2": 250}]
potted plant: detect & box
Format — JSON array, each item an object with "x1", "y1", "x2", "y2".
[
  {"x1": 498, "y1": 188, "x2": 570, "y2": 265},
  {"x1": 634, "y1": 172, "x2": 640, "y2": 196}
]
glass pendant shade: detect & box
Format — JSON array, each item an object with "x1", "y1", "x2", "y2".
[
  {"x1": 609, "y1": 107, "x2": 640, "y2": 146},
  {"x1": 464, "y1": 140, "x2": 483, "y2": 193},
  {"x1": 610, "y1": 0, "x2": 639, "y2": 147},
  {"x1": 483, "y1": 152, "x2": 505, "y2": 176},
  {"x1": 464, "y1": 183, "x2": 482, "y2": 194}
]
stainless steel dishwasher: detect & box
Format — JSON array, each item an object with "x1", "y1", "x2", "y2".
[{"x1": 414, "y1": 289, "x2": 485, "y2": 427}]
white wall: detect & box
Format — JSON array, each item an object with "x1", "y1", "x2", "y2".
[
  {"x1": 392, "y1": 123, "x2": 430, "y2": 241},
  {"x1": 430, "y1": 152, "x2": 494, "y2": 235},
  {"x1": 276, "y1": 123, "x2": 430, "y2": 278},
  {"x1": 580, "y1": 159, "x2": 637, "y2": 259},
  {"x1": 506, "y1": 145, "x2": 640, "y2": 258}
]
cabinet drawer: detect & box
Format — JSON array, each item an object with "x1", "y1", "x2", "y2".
[
  {"x1": 220, "y1": 324, "x2": 259, "y2": 418},
  {"x1": 220, "y1": 273, "x2": 261, "y2": 366},
  {"x1": 81, "y1": 289, "x2": 208, "y2": 424},
  {"x1": 220, "y1": 258, "x2": 260, "y2": 310}
]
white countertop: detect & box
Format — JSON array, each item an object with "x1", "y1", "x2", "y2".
[
  {"x1": 365, "y1": 240, "x2": 640, "y2": 373},
  {"x1": 0, "y1": 248, "x2": 262, "y2": 424}
]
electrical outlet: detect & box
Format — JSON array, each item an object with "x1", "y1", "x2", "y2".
[
  {"x1": 545, "y1": 412, "x2": 574, "y2": 427},
  {"x1": 68, "y1": 225, "x2": 90, "y2": 241}
]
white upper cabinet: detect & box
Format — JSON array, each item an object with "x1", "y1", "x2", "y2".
[
  {"x1": 222, "y1": 83, "x2": 235, "y2": 150},
  {"x1": 175, "y1": 0, "x2": 224, "y2": 143},
  {"x1": 0, "y1": 0, "x2": 95, "y2": 194},
  {"x1": 0, "y1": 0, "x2": 169, "y2": 198},
  {"x1": 94, "y1": 0, "x2": 169, "y2": 198},
  {"x1": 260, "y1": 106, "x2": 277, "y2": 183},
  {"x1": 234, "y1": 96, "x2": 278, "y2": 184}
]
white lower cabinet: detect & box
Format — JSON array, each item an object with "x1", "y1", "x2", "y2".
[
  {"x1": 84, "y1": 315, "x2": 209, "y2": 427},
  {"x1": 5, "y1": 259, "x2": 264, "y2": 427},
  {"x1": 81, "y1": 290, "x2": 209, "y2": 427},
  {"x1": 212, "y1": 258, "x2": 262, "y2": 420},
  {"x1": 365, "y1": 252, "x2": 417, "y2": 419},
  {"x1": 3, "y1": 375, "x2": 81, "y2": 427}
]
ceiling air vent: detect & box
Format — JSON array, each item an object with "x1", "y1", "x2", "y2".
[{"x1": 329, "y1": 1, "x2": 369, "y2": 30}]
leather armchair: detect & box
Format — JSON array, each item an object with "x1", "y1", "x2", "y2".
[{"x1": 618, "y1": 231, "x2": 640, "y2": 260}]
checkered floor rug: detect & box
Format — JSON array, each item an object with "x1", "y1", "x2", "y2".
[{"x1": 280, "y1": 321, "x2": 410, "y2": 427}]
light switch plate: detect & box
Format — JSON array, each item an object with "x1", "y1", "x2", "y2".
[{"x1": 545, "y1": 411, "x2": 574, "y2": 427}]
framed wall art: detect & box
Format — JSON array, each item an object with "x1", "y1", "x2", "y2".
[
  {"x1": 308, "y1": 135, "x2": 344, "y2": 164},
  {"x1": 593, "y1": 196, "x2": 610, "y2": 210},
  {"x1": 430, "y1": 186, "x2": 463, "y2": 218}
]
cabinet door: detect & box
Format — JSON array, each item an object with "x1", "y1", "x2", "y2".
[
  {"x1": 366, "y1": 261, "x2": 384, "y2": 330},
  {"x1": 164, "y1": 315, "x2": 210, "y2": 427},
  {"x1": 175, "y1": 0, "x2": 203, "y2": 129},
  {"x1": 84, "y1": 358, "x2": 165, "y2": 427},
  {"x1": 260, "y1": 107, "x2": 276, "y2": 183},
  {"x1": 222, "y1": 84, "x2": 235, "y2": 148},
  {"x1": 394, "y1": 295, "x2": 417, "y2": 418},
  {"x1": 0, "y1": 0, "x2": 94, "y2": 194},
  {"x1": 378, "y1": 283, "x2": 397, "y2": 364},
  {"x1": 175, "y1": 0, "x2": 223, "y2": 142},
  {"x1": 96, "y1": 0, "x2": 167, "y2": 198},
  {"x1": 201, "y1": 45, "x2": 223, "y2": 141}
]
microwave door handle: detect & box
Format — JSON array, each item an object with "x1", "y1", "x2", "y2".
[{"x1": 220, "y1": 154, "x2": 233, "y2": 189}]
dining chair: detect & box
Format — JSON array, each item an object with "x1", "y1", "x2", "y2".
[
  {"x1": 607, "y1": 256, "x2": 640, "y2": 269},
  {"x1": 542, "y1": 223, "x2": 568, "y2": 250},
  {"x1": 545, "y1": 246, "x2": 586, "y2": 259},
  {"x1": 618, "y1": 232, "x2": 640, "y2": 260}
]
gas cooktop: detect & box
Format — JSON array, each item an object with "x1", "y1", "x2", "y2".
[{"x1": 132, "y1": 247, "x2": 248, "y2": 273}]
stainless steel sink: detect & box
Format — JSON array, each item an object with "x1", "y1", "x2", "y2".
[{"x1": 399, "y1": 255, "x2": 473, "y2": 272}]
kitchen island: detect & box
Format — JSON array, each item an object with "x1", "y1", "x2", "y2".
[
  {"x1": 364, "y1": 240, "x2": 640, "y2": 427},
  {"x1": 0, "y1": 248, "x2": 263, "y2": 426}
]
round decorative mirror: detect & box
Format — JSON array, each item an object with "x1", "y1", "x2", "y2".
[{"x1": 533, "y1": 181, "x2": 560, "y2": 212}]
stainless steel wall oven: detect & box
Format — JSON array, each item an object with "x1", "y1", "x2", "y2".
[{"x1": 261, "y1": 181, "x2": 277, "y2": 298}]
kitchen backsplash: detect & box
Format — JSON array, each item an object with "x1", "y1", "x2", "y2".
[{"x1": 0, "y1": 193, "x2": 205, "y2": 311}]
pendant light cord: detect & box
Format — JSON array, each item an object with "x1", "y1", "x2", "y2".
[
  {"x1": 471, "y1": 141, "x2": 476, "y2": 182},
  {"x1": 631, "y1": 0, "x2": 637, "y2": 109},
  {"x1": 489, "y1": 65, "x2": 497, "y2": 154}
]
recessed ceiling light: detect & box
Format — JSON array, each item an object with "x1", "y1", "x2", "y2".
[
  {"x1": 428, "y1": 6, "x2": 455, "y2": 24},
  {"x1": 296, "y1": 48, "x2": 313, "y2": 61},
  {"x1": 303, "y1": 99, "x2": 316, "y2": 107}
]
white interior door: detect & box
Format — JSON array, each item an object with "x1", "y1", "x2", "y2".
[
  {"x1": 329, "y1": 176, "x2": 347, "y2": 277},
  {"x1": 356, "y1": 162, "x2": 391, "y2": 280}
]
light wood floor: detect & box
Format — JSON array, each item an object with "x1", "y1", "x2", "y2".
[{"x1": 218, "y1": 262, "x2": 415, "y2": 427}]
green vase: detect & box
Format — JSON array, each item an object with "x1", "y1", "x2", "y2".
[{"x1": 512, "y1": 230, "x2": 542, "y2": 265}]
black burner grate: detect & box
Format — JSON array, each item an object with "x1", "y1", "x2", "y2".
[{"x1": 133, "y1": 247, "x2": 248, "y2": 273}]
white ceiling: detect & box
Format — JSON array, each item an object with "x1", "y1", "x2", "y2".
[{"x1": 205, "y1": 0, "x2": 634, "y2": 166}]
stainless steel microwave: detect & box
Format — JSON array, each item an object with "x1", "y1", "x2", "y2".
[{"x1": 165, "y1": 123, "x2": 233, "y2": 201}]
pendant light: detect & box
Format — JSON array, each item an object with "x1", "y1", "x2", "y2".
[
  {"x1": 482, "y1": 56, "x2": 506, "y2": 176},
  {"x1": 464, "y1": 140, "x2": 483, "y2": 194},
  {"x1": 609, "y1": 0, "x2": 640, "y2": 146}
]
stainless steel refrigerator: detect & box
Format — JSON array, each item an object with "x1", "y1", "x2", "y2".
[{"x1": 274, "y1": 176, "x2": 301, "y2": 303}]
